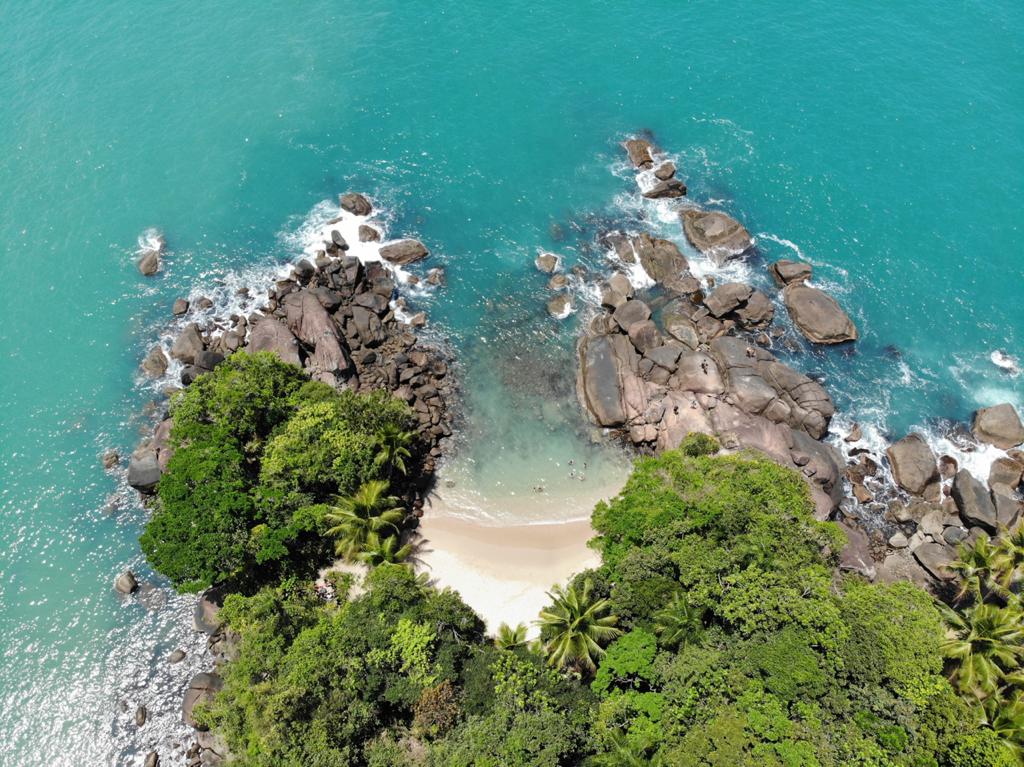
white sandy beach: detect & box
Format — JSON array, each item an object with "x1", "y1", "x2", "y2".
[{"x1": 413, "y1": 471, "x2": 628, "y2": 636}]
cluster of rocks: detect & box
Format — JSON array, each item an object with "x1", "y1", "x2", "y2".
[
  {"x1": 877, "y1": 404, "x2": 1024, "y2": 582},
  {"x1": 129, "y1": 193, "x2": 453, "y2": 497},
  {"x1": 178, "y1": 590, "x2": 232, "y2": 766},
  {"x1": 577, "y1": 295, "x2": 843, "y2": 518},
  {"x1": 571, "y1": 139, "x2": 864, "y2": 518},
  {"x1": 624, "y1": 138, "x2": 687, "y2": 199}
]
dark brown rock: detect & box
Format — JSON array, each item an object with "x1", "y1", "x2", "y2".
[
  {"x1": 339, "y1": 192, "x2": 372, "y2": 216},
  {"x1": 783, "y1": 284, "x2": 857, "y2": 344},
  {"x1": 624, "y1": 138, "x2": 655, "y2": 168},
  {"x1": 768, "y1": 259, "x2": 812, "y2": 286},
  {"x1": 379, "y1": 239, "x2": 429, "y2": 265},
  {"x1": 680, "y1": 209, "x2": 754, "y2": 265}
]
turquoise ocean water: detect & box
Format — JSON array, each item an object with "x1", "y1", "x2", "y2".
[{"x1": 1, "y1": 2, "x2": 1022, "y2": 764}]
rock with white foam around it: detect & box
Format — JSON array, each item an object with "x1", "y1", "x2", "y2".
[
  {"x1": 972, "y1": 403, "x2": 1024, "y2": 449},
  {"x1": 680, "y1": 208, "x2": 754, "y2": 265},
  {"x1": 339, "y1": 192, "x2": 372, "y2": 216},
  {"x1": 623, "y1": 138, "x2": 655, "y2": 168},
  {"x1": 783, "y1": 284, "x2": 857, "y2": 344},
  {"x1": 380, "y1": 239, "x2": 429, "y2": 265}
]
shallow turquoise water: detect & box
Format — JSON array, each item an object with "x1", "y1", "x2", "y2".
[{"x1": 1, "y1": 1, "x2": 1022, "y2": 764}]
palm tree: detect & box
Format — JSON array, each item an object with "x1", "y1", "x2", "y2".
[
  {"x1": 358, "y1": 531, "x2": 413, "y2": 567},
  {"x1": 977, "y1": 692, "x2": 1024, "y2": 759},
  {"x1": 654, "y1": 593, "x2": 704, "y2": 649},
  {"x1": 591, "y1": 730, "x2": 664, "y2": 767},
  {"x1": 324, "y1": 480, "x2": 405, "y2": 561},
  {"x1": 537, "y1": 578, "x2": 621, "y2": 674},
  {"x1": 939, "y1": 601, "x2": 1024, "y2": 699},
  {"x1": 993, "y1": 525, "x2": 1024, "y2": 592},
  {"x1": 495, "y1": 622, "x2": 529, "y2": 650},
  {"x1": 950, "y1": 536, "x2": 1002, "y2": 603},
  {"x1": 372, "y1": 423, "x2": 416, "y2": 477}
]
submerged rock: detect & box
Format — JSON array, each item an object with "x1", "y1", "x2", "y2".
[
  {"x1": 680, "y1": 209, "x2": 754, "y2": 265},
  {"x1": 783, "y1": 284, "x2": 857, "y2": 344},
  {"x1": 971, "y1": 402, "x2": 1024, "y2": 449}
]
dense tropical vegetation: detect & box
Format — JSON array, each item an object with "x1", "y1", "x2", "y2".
[
  {"x1": 143, "y1": 357, "x2": 1024, "y2": 764},
  {"x1": 139, "y1": 352, "x2": 418, "y2": 592}
]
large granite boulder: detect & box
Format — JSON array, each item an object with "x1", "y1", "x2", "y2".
[
  {"x1": 886, "y1": 434, "x2": 939, "y2": 496},
  {"x1": 782, "y1": 284, "x2": 857, "y2": 344},
  {"x1": 137, "y1": 249, "x2": 160, "y2": 276},
  {"x1": 127, "y1": 449, "x2": 161, "y2": 493},
  {"x1": 577, "y1": 333, "x2": 646, "y2": 427},
  {"x1": 141, "y1": 346, "x2": 169, "y2": 378},
  {"x1": 642, "y1": 177, "x2": 687, "y2": 199},
  {"x1": 971, "y1": 403, "x2": 1024, "y2": 449},
  {"x1": 624, "y1": 138, "x2": 655, "y2": 168},
  {"x1": 379, "y1": 239, "x2": 429, "y2": 265},
  {"x1": 704, "y1": 283, "x2": 752, "y2": 318},
  {"x1": 193, "y1": 588, "x2": 223, "y2": 634},
  {"x1": 282, "y1": 290, "x2": 338, "y2": 347},
  {"x1": 114, "y1": 570, "x2": 139, "y2": 595},
  {"x1": 535, "y1": 252, "x2": 560, "y2": 274},
  {"x1": 612, "y1": 299, "x2": 652, "y2": 333},
  {"x1": 632, "y1": 234, "x2": 688, "y2": 284},
  {"x1": 183, "y1": 673, "x2": 223, "y2": 730},
  {"x1": 680, "y1": 209, "x2": 754, "y2": 265},
  {"x1": 339, "y1": 192, "x2": 372, "y2": 216},
  {"x1": 951, "y1": 469, "x2": 998, "y2": 532},
  {"x1": 170, "y1": 323, "x2": 204, "y2": 365},
  {"x1": 992, "y1": 490, "x2": 1022, "y2": 530},
  {"x1": 246, "y1": 317, "x2": 301, "y2": 366},
  {"x1": 913, "y1": 542, "x2": 957, "y2": 581},
  {"x1": 768, "y1": 259, "x2": 812, "y2": 286},
  {"x1": 838, "y1": 522, "x2": 875, "y2": 580}
]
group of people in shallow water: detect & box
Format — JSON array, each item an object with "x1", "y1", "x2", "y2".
[{"x1": 532, "y1": 459, "x2": 588, "y2": 493}]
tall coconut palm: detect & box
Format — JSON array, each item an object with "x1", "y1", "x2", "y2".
[
  {"x1": 939, "y1": 601, "x2": 1024, "y2": 698},
  {"x1": 372, "y1": 423, "x2": 416, "y2": 477},
  {"x1": 994, "y1": 525, "x2": 1024, "y2": 592},
  {"x1": 950, "y1": 536, "x2": 1002, "y2": 603},
  {"x1": 537, "y1": 578, "x2": 621, "y2": 674},
  {"x1": 358, "y1": 531, "x2": 413, "y2": 567},
  {"x1": 654, "y1": 593, "x2": 704, "y2": 650},
  {"x1": 324, "y1": 480, "x2": 405, "y2": 561},
  {"x1": 977, "y1": 692, "x2": 1024, "y2": 759},
  {"x1": 495, "y1": 622, "x2": 529, "y2": 650}
]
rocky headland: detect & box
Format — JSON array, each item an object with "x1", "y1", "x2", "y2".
[
  {"x1": 563, "y1": 136, "x2": 1022, "y2": 588},
  {"x1": 124, "y1": 193, "x2": 454, "y2": 766}
]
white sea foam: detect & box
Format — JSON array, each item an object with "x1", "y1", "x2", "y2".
[{"x1": 136, "y1": 197, "x2": 434, "y2": 395}]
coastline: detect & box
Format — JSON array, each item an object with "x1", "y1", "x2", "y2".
[{"x1": 416, "y1": 481, "x2": 620, "y2": 635}]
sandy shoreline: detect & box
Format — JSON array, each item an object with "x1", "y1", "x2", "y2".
[
  {"x1": 417, "y1": 513, "x2": 601, "y2": 636},
  {"x1": 413, "y1": 470, "x2": 628, "y2": 635}
]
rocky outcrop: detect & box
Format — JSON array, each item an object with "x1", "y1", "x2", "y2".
[
  {"x1": 680, "y1": 209, "x2": 754, "y2": 266},
  {"x1": 246, "y1": 317, "x2": 302, "y2": 366},
  {"x1": 137, "y1": 248, "x2": 161, "y2": 276},
  {"x1": 535, "y1": 253, "x2": 560, "y2": 274},
  {"x1": 339, "y1": 192, "x2": 372, "y2": 216},
  {"x1": 182, "y1": 673, "x2": 223, "y2": 730},
  {"x1": 114, "y1": 570, "x2": 138, "y2": 595},
  {"x1": 972, "y1": 403, "x2": 1024, "y2": 449},
  {"x1": 768, "y1": 259, "x2": 812, "y2": 286},
  {"x1": 886, "y1": 434, "x2": 939, "y2": 497},
  {"x1": 704, "y1": 283, "x2": 774, "y2": 330},
  {"x1": 782, "y1": 284, "x2": 857, "y2": 344},
  {"x1": 380, "y1": 239, "x2": 429, "y2": 265},
  {"x1": 577, "y1": 295, "x2": 841, "y2": 517},
  {"x1": 623, "y1": 138, "x2": 655, "y2": 169},
  {"x1": 141, "y1": 346, "x2": 169, "y2": 378}
]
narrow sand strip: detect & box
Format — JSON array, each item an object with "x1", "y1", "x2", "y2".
[{"x1": 417, "y1": 512, "x2": 601, "y2": 637}]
